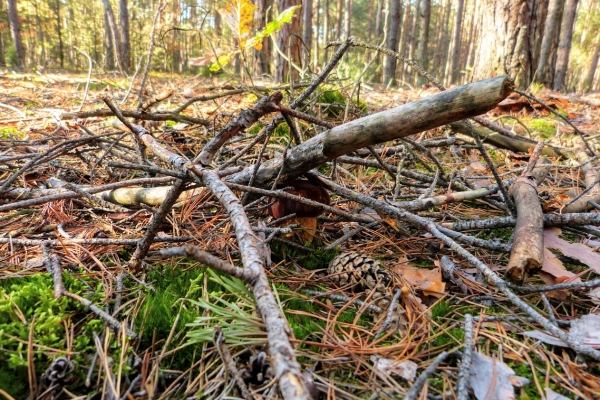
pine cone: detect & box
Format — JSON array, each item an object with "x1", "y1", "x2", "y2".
[{"x1": 328, "y1": 252, "x2": 388, "y2": 290}]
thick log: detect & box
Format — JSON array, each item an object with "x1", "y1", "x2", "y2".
[{"x1": 227, "y1": 76, "x2": 515, "y2": 186}]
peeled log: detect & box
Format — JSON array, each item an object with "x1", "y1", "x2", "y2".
[{"x1": 227, "y1": 76, "x2": 515, "y2": 187}]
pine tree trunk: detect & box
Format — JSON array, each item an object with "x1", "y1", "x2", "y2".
[
  {"x1": 102, "y1": 0, "x2": 125, "y2": 74},
  {"x1": 447, "y1": 0, "x2": 464, "y2": 84},
  {"x1": 383, "y1": 0, "x2": 402, "y2": 86},
  {"x1": 302, "y1": 0, "x2": 313, "y2": 65},
  {"x1": 275, "y1": 0, "x2": 302, "y2": 82},
  {"x1": 119, "y1": 0, "x2": 131, "y2": 72},
  {"x1": 534, "y1": 0, "x2": 564, "y2": 86},
  {"x1": 104, "y1": 9, "x2": 115, "y2": 70},
  {"x1": 323, "y1": 0, "x2": 330, "y2": 62},
  {"x1": 55, "y1": 0, "x2": 64, "y2": 69},
  {"x1": 7, "y1": 0, "x2": 26, "y2": 68},
  {"x1": 579, "y1": 38, "x2": 600, "y2": 93},
  {"x1": 254, "y1": 0, "x2": 271, "y2": 75},
  {"x1": 398, "y1": 1, "x2": 411, "y2": 79},
  {"x1": 464, "y1": 0, "x2": 481, "y2": 83},
  {"x1": 344, "y1": 0, "x2": 352, "y2": 37},
  {"x1": 405, "y1": 0, "x2": 421, "y2": 83},
  {"x1": 553, "y1": 0, "x2": 579, "y2": 91},
  {"x1": 33, "y1": 2, "x2": 46, "y2": 68},
  {"x1": 472, "y1": 0, "x2": 545, "y2": 89},
  {"x1": 0, "y1": 1, "x2": 5, "y2": 67},
  {"x1": 336, "y1": 0, "x2": 343, "y2": 39},
  {"x1": 416, "y1": 0, "x2": 431, "y2": 86}
]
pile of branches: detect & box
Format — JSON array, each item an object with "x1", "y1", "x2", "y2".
[{"x1": 3, "y1": 37, "x2": 600, "y2": 399}]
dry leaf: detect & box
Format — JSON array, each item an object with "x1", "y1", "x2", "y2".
[
  {"x1": 522, "y1": 314, "x2": 600, "y2": 349},
  {"x1": 544, "y1": 388, "x2": 570, "y2": 400},
  {"x1": 544, "y1": 228, "x2": 600, "y2": 275},
  {"x1": 370, "y1": 356, "x2": 417, "y2": 381},
  {"x1": 541, "y1": 247, "x2": 580, "y2": 283},
  {"x1": 469, "y1": 352, "x2": 529, "y2": 400},
  {"x1": 391, "y1": 263, "x2": 446, "y2": 293}
]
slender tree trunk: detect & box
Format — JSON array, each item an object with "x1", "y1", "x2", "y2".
[
  {"x1": 447, "y1": 0, "x2": 464, "y2": 84},
  {"x1": 367, "y1": 0, "x2": 376, "y2": 42},
  {"x1": 0, "y1": 1, "x2": 5, "y2": 67},
  {"x1": 55, "y1": 0, "x2": 64, "y2": 69},
  {"x1": 302, "y1": 0, "x2": 313, "y2": 65},
  {"x1": 119, "y1": 0, "x2": 131, "y2": 71},
  {"x1": 102, "y1": 0, "x2": 125, "y2": 74},
  {"x1": 383, "y1": 0, "x2": 402, "y2": 86},
  {"x1": 336, "y1": 0, "x2": 343, "y2": 39},
  {"x1": 33, "y1": 1, "x2": 46, "y2": 68},
  {"x1": 7, "y1": 0, "x2": 25, "y2": 68},
  {"x1": 431, "y1": 0, "x2": 447, "y2": 78},
  {"x1": 464, "y1": 0, "x2": 481, "y2": 83},
  {"x1": 553, "y1": 0, "x2": 579, "y2": 91},
  {"x1": 534, "y1": 0, "x2": 563, "y2": 86},
  {"x1": 313, "y1": 0, "x2": 320, "y2": 68},
  {"x1": 344, "y1": 0, "x2": 352, "y2": 37},
  {"x1": 579, "y1": 38, "x2": 600, "y2": 93},
  {"x1": 275, "y1": 0, "x2": 302, "y2": 82},
  {"x1": 323, "y1": 0, "x2": 330, "y2": 62},
  {"x1": 104, "y1": 9, "x2": 115, "y2": 70},
  {"x1": 405, "y1": 0, "x2": 421, "y2": 83},
  {"x1": 416, "y1": 0, "x2": 431, "y2": 85},
  {"x1": 398, "y1": 0, "x2": 412, "y2": 81}
]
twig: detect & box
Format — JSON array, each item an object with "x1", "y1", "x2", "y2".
[
  {"x1": 373, "y1": 289, "x2": 402, "y2": 341},
  {"x1": 41, "y1": 242, "x2": 65, "y2": 298},
  {"x1": 64, "y1": 291, "x2": 137, "y2": 338},
  {"x1": 214, "y1": 326, "x2": 253, "y2": 400},
  {"x1": 405, "y1": 352, "x2": 449, "y2": 400}
]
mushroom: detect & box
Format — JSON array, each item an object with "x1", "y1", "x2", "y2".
[{"x1": 268, "y1": 179, "x2": 330, "y2": 243}]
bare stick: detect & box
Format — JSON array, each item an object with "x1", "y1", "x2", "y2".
[
  {"x1": 214, "y1": 326, "x2": 254, "y2": 400},
  {"x1": 456, "y1": 314, "x2": 473, "y2": 400}
]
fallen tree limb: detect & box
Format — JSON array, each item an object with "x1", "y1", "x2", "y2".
[
  {"x1": 449, "y1": 121, "x2": 569, "y2": 157},
  {"x1": 226, "y1": 75, "x2": 514, "y2": 187}
]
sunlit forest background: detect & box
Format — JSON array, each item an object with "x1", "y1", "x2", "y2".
[{"x1": 1, "y1": 0, "x2": 599, "y2": 92}]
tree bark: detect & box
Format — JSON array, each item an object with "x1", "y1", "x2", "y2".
[
  {"x1": 416, "y1": 0, "x2": 431, "y2": 86},
  {"x1": 472, "y1": 0, "x2": 546, "y2": 89},
  {"x1": 447, "y1": 0, "x2": 464, "y2": 84},
  {"x1": 383, "y1": 0, "x2": 402, "y2": 86},
  {"x1": 275, "y1": 0, "x2": 302, "y2": 82},
  {"x1": 553, "y1": 0, "x2": 579, "y2": 91},
  {"x1": 7, "y1": 0, "x2": 26, "y2": 68},
  {"x1": 534, "y1": 0, "x2": 564, "y2": 86},
  {"x1": 119, "y1": 0, "x2": 131, "y2": 72}
]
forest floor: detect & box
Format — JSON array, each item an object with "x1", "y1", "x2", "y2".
[{"x1": 1, "y1": 71, "x2": 600, "y2": 400}]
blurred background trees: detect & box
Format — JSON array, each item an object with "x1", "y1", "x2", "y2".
[{"x1": 0, "y1": 0, "x2": 599, "y2": 92}]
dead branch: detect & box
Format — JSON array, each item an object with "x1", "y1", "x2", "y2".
[{"x1": 226, "y1": 76, "x2": 514, "y2": 188}]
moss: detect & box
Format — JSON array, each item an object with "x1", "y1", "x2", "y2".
[
  {"x1": 0, "y1": 126, "x2": 19, "y2": 138},
  {"x1": 432, "y1": 327, "x2": 464, "y2": 347},
  {"x1": 431, "y1": 301, "x2": 452, "y2": 321},
  {"x1": 270, "y1": 241, "x2": 339, "y2": 270},
  {"x1": 0, "y1": 273, "x2": 105, "y2": 397},
  {"x1": 526, "y1": 118, "x2": 556, "y2": 139}
]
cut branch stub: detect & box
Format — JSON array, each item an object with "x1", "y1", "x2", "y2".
[
  {"x1": 227, "y1": 76, "x2": 515, "y2": 188},
  {"x1": 198, "y1": 91, "x2": 283, "y2": 166}
]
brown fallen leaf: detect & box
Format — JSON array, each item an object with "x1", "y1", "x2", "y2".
[{"x1": 544, "y1": 228, "x2": 600, "y2": 275}]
